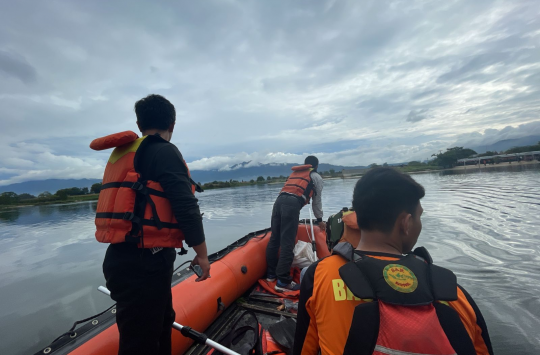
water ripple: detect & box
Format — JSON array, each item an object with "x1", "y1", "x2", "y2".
[{"x1": 0, "y1": 168, "x2": 540, "y2": 354}]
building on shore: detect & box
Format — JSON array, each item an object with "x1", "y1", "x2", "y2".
[{"x1": 457, "y1": 151, "x2": 540, "y2": 166}]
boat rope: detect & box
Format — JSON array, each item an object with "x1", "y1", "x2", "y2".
[
  {"x1": 51, "y1": 303, "x2": 117, "y2": 344},
  {"x1": 174, "y1": 260, "x2": 193, "y2": 274},
  {"x1": 209, "y1": 230, "x2": 269, "y2": 263},
  {"x1": 304, "y1": 222, "x2": 313, "y2": 244}
]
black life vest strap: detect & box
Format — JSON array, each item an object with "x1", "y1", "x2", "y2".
[
  {"x1": 343, "y1": 302, "x2": 380, "y2": 355},
  {"x1": 95, "y1": 212, "x2": 180, "y2": 230},
  {"x1": 303, "y1": 179, "x2": 315, "y2": 199},
  {"x1": 339, "y1": 260, "x2": 376, "y2": 300},
  {"x1": 434, "y1": 302, "x2": 477, "y2": 355},
  {"x1": 100, "y1": 181, "x2": 167, "y2": 198},
  {"x1": 142, "y1": 192, "x2": 164, "y2": 230},
  {"x1": 190, "y1": 178, "x2": 204, "y2": 193}
]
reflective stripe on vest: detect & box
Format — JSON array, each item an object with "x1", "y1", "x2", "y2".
[{"x1": 374, "y1": 345, "x2": 456, "y2": 355}]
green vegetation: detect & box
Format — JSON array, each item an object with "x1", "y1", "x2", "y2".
[
  {"x1": 320, "y1": 170, "x2": 342, "y2": 178},
  {"x1": 431, "y1": 147, "x2": 477, "y2": 168},
  {"x1": 91, "y1": 182, "x2": 102, "y2": 194},
  {"x1": 400, "y1": 164, "x2": 441, "y2": 173},
  {"x1": 201, "y1": 176, "x2": 288, "y2": 190},
  {"x1": 0, "y1": 186, "x2": 100, "y2": 208},
  {"x1": 476, "y1": 151, "x2": 499, "y2": 157},
  {"x1": 505, "y1": 141, "x2": 540, "y2": 154},
  {"x1": 67, "y1": 194, "x2": 100, "y2": 201}
]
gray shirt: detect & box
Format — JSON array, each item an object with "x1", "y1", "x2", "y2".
[{"x1": 309, "y1": 171, "x2": 324, "y2": 220}]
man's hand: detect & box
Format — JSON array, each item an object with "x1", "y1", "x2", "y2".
[
  {"x1": 318, "y1": 221, "x2": 327, "y2": 231},
  {"x1": 192, "y1": 255, "x2": 211, "y2": 282}
]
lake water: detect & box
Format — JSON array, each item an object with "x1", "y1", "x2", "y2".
[{"x1": 1, "y1": 165, "x2": 540, "y2": 355}]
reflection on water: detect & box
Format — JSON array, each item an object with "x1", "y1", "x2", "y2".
[{"x1": 1, "y1": 166, "x2": 540, "y2": 354}]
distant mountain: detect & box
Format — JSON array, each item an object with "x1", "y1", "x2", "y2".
[
  {"x1": 0, "y1": 163, "x2": 364, "y2": 195},
  {"x1": 190, "y1": 163, "x2": 365, "y2": 184},
  {"x1": 472, "y1": 135, "x2": 540, "y2": 154},
  {"x1": 0, "y1": 179, "x2": 102, "y2": 196}
]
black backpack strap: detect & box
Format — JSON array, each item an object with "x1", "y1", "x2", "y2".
[
  {"x1": 339, "y1": 261, "x2": 376, "y2": 300},
  {"x1": 413, "y1": 246, "x2": 433, "y2": 264},
  {"x1": 434, "y1": 302, "x2": 477, "y2": 355},
  {"x1": 343, "y1": 302, "x2": 380, "y2": 355},
  {"x1": 430, "y1": 265, "x2": 458, "y2": 301}
]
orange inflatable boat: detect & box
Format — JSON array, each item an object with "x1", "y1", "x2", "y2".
[{"x1": 35, "y1": 220, "x2": 329, "y2": 355}]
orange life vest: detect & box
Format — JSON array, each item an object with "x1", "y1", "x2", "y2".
[
  {"x1": 339, "y1": 249, "x2": 476, "y2": 355},
  {"x1": 280, "y1": 165, "x2": 315, "y2": 205},
  {"x1": 90, "y1": 131, "x2": 198, "y2": 249}
]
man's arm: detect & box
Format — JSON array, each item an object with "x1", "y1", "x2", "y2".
[
  {"x1": 456, "y1": 285, "x2": 494, "y2": 355},
  {"x1": 153, "y1": 144, "x2": 210, "y2": 280},
  {"x1": 311, "y1": 172, "x2": 324, "y2": 228},
  {"x1": 192, "y1": 242, "x2": 210, "y2": 281},
  {"x1": 294, "y1": 262, "x2": 321, "y2": 355}
]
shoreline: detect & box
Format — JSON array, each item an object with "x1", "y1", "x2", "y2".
[
  {"x1": 2, "y1": 162, "x2": 538, "y2": 210},
  {"x1": 0, "y1": 194, "x2": 99, "y2": 211},
  {"x1": 449, "y1": 159, "x2": 539, "y2": 171}
]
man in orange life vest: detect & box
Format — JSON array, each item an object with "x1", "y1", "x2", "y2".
[
  {"x1": 294, "y1": 168, "x2": 493, "y2": 355},
  {"x1": 266, "y1": 156, "x2": 325, "y2": 292},
  {"x1": 91, "y1": 94, "x2": 210, "y2": 355}
]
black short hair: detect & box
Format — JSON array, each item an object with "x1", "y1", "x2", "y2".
[
  {"x1": 353, "y1": 167, "x2": 425, "y2": 233},
  {"x1": 134, "y1": 94, "x2": 176, "y2": 131},
  {"x1": 305, "y1": 155, "x2": 319, "y2": 167}
]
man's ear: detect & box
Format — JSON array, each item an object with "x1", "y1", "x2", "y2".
[
  {"x1": 136, "y1": 121, "x2": 141, "y2": 132},
  {"x1": 401, "y1": 213, "x2": 412, "y2": 237},
  {"x1": 168, "y1": 122, "x2": 175, "y2": 133}
]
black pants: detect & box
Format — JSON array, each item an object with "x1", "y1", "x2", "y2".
[
  {"x1": 266, "y1": 194, "x2": 303, "y2": 284},
  {"x1": 103, "y1": 243, "x2": 176, "y2": 355}
]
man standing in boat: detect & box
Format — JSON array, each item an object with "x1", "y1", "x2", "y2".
[
  {"x1": 294, "y1": 168, "x2": 493, "y2": 355},
  {"x1": 266, "y1": 156, "x2": 325, "y2": 292},
  {"x1": 91, "y1": 94, "x2": 210, "y2": 355}
]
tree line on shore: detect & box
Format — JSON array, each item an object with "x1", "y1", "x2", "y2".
[
  {"x1": 368, "y1": 141, "x2": 540, "y2": 170},
  {"x1": 2, "y1": 142, "x2": 539, "y2": 205},
  {"x1": 0, "y1": 183, "x2": 103, "y2": 206},
  {"x1": 200, "y1": 170, "x2": 342, "y2": 190}
]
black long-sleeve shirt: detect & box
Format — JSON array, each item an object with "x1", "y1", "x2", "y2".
[{"x1": 136, "y1": 134, "x2": 205, "y2": 247}]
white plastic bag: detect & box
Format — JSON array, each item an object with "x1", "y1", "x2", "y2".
[{"x1": 291, "y1": 240, "x2": 317, "y2": 269}]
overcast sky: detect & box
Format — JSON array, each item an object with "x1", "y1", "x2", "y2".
[{"x1": 1, "y1": 0, "x2": 539, "y2": 185}]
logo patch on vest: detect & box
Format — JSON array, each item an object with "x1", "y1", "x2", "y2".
[{"x1": 383, "y1": 264, "x2": 418, "y2": 293}]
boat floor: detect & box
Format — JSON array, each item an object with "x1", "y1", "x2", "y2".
[{"x1": 185, "y1": 286, "x2": 297, "y2": 355}]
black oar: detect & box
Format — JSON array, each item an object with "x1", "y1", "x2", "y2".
[{"x1": 97, "y1": 286, "x2": 240, "y2": 355}]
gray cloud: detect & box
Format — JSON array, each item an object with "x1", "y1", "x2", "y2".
[
  {"x1": 453, "y1": 121, "x2": 540, "y2": 148},
  {"x1": 406, "y1": 109, "x2": 430, "y2": 123},
  {"x1": 0, "y1": 0, "x2": 539, "y2": 184},
  {"x1": 0, "y1": 50, "x2": 37, "y2": 84}
]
